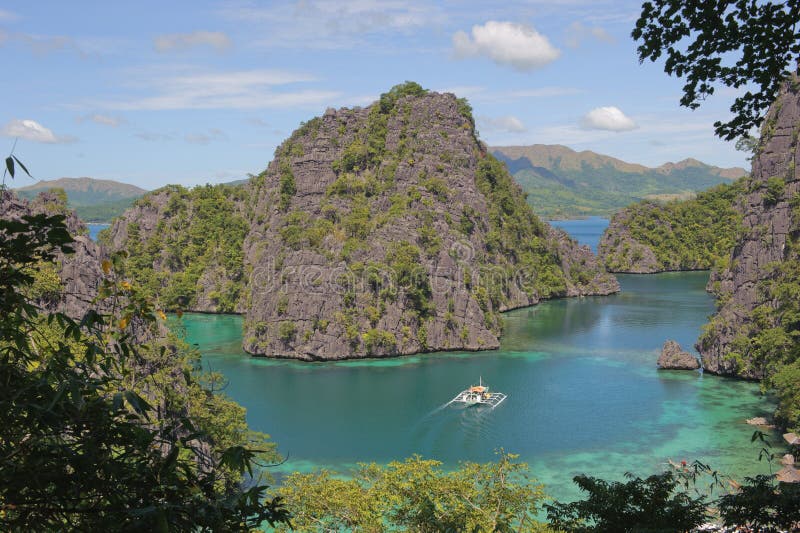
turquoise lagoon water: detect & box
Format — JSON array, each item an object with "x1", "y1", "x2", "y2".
[{"x1": 182, "y1": 271, "x2": 779, "y2": 502}]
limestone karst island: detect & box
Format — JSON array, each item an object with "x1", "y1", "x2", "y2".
[{"x1": 1, "y1": 2, "x2": 799, "y2": 531}]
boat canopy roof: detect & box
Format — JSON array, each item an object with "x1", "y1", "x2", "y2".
[{"x1": 469, "y1": 386, "x2": 487, "y2": 393}]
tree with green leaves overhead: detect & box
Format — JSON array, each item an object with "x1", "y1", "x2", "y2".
[{"x1": 633, "y1": 0, "x2": 800, "y2": 140}]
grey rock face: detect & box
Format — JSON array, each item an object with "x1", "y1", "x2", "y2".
[
  {"x1": 697, "y1": 80, "x2": 800, "y2": 378},
  {"x1": 657, "y1": 340, "x2": 700, "y2": 370}
]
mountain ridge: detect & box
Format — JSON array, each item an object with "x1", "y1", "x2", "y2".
[{"x1": 491, "y1": 144, "x2": 747, "y2": 218}]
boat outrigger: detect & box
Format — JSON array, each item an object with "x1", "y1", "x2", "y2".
[{"x1": 446, "y1": 377, "x2": 507, "y2": 408}]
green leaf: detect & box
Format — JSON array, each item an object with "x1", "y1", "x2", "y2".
[
  {"x1": 124, "y1": 390, "x2": 153, "y2": 417},
  {"x1": 5, "y1": 156, "x2": 14, "y2": 178},
  {"x1": 12, "y1": 155, "x2": 31, "y2": 177}
]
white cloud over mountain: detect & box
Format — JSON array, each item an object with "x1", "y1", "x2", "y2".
[
  {"x1": 2, "y1": 119, "x2": 75, "y2": 143},
  {"x1": 581, "y1": 106, "x2": 637, "y2": 131}
]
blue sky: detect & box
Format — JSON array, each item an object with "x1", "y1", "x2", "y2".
[{"x1": 1, "y1": 0, "x2": 748, "y2": 190}]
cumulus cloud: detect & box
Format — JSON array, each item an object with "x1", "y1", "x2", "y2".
[
  {"x1": 1, "y1": 119, "x2": 76, "y2": 143},
  {"x1": 78, "y1": 113, "x2": 125, "y2": 127},
  {"x1": 565, "y1": 21, "x2": 614, "y2": 48},
  {"x1": 154, "y1": 31, "x2": 232, "y2": 53},
  {"x1": 478, "y1": 115, "x2": 526, "y2": 133},
  {"x1": 581, "y1": 106, "x2": 637, "y2": 131},
  {"x1": 452, "y1": 21, "x2": 560, "y2": 71}
]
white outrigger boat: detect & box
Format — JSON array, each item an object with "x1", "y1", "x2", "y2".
[{"x1": 446, "y1": 377, "x2": 507, "y2": 408}]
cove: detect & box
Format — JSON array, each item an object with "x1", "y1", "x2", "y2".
[{"x1": 182, "y1": 270, "x2": 779, "y2": 502}]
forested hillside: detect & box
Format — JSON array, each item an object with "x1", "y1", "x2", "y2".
[{"x1": 597, "y1": 179, "x2": 744, "y2": 273}]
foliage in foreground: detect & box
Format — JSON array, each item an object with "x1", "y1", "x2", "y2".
[
  {"x1": 273, "y1": 437, "x2": 800, "y2": 532},
  {"x1": 0, "y1": 200, "x2": 288, "y2": 529},
  {"x1": 545, "y1": 432, "x2": 800, "y2": 533},
  {"x1": 275, "y1": 452, "x2": 549, "y2": 532}
]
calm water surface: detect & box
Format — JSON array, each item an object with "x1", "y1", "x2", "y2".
[
  {"x1": 183, "y1": 271, "x2": 778, "y2": 501},
  {"x1": 548, "y1": 217, "x2": 609, "y2": 252}
]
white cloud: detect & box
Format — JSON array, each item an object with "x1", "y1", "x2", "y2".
[
  {"x1": 185, "y1": 128, "x2": 227, "y2": 145},
  {"x1": 135, "y1": 131, "x2": 172, "y2": 142},
  {"x1": 221, "y1": 1, "x2": 446, "y2": 49},
  {"x1": 581, "y1": 106, "x2": 637, "y2": 131},
  {"x1": 1, "y1": 119, "x2": 75, "y2": 143},
  {"x1": 78, "y1": 113, "x2": 125, "y2": 127},
  {"x1": 478, "y1": 115, "x2": 526, "y2": 133},
  {"x1": 154, "y1": 31, "x2": 232, "y2": 53},
  {"x1": 564, "y1": 21, "x2": 614, "y2": 48},
  {"x1": 102, "y1": 68, "x2": 338, "y2": 111},
  {"x1": 452, "y1": 21, "x2": 560, "y2": 71}
]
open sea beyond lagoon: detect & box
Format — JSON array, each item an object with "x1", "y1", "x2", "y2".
[
  {"x1": 87, "y1": 224, "x2": 109, "y2": 241},
  {"x1": 179, "y1": 219, "x2": 780, "y2": 502},
  {"x1": 548, "y1": 217, "x2": 609, "y2": 253}
]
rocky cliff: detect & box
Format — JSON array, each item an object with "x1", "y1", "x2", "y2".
[
  {"x1": 597, "y1": 180, "x2": 743, "y2": 273},
  {"x1": 240, "y1": 84, "x2": 618, "y2": 360},
  {"x1": 1, "y1": 189, "x2": 104, "y2": 319},
  {"x1": 697, "y1": 79, "x2": 800, "y2": 380}
]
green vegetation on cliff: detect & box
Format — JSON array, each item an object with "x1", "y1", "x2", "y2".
[
  {"x1": 702, "y1": 191, "x2": 800, "y2": 431},
  {"x1": 599, "y1": 179, "x2": 744, "y2": 273},
  {"x1": 102, "y1": 183, "x2": 249, "y2": 313}
]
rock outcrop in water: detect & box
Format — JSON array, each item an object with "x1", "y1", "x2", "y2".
[
  {"x1": 697, "y1": 79, "x2": 800, "y2": 380},
  {"x1": 107, "y1": 83, "x2": 619, "y2": 361},
  {"x1": 657, "y1": 340, "x2": 700, "y2": 370}
]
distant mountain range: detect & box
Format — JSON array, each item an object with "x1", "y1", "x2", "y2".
[
  {"x1": 491, "y1": 144, "x2": 747, "y2": 218},
  {"x1": 14, "y1": 177, "x2": 147, "y2": 222}
]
